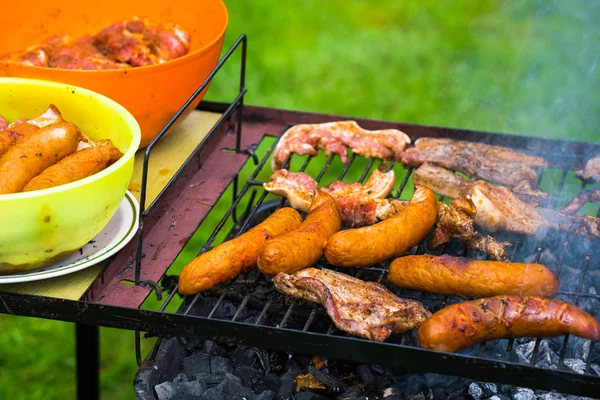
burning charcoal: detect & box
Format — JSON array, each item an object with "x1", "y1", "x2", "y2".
[
  {"x1": 154, "y1": 381, "x2": 206, "y2": 400},
  {"x1": 487, "y1": 396, "x2": 510, "y2": 400},
  {"x1": 510, "y1": 388, "x2": 535, "y2": 400},
  {"x1": 564, "y1": 358, "x2": 586, "y2": 374},
  {"x1": 568, "y1": 336, "x2": 592, "y2": 361},
  {"x1": 183, "y1": 353, "x2": 211, "y2": 378},
  {"x1": 211, "y1": 356, "x2": 233, "y2": 374},
  {"x1": 514, "y1": 340, "x2": 559, "y2": 368},
  {"x1": 173, "y1": 373, "x2": 189, "y2": 383},
  {"x1": 294, "y1": 391, "x2": 331, "y2": 400},
  {"x1": 482, "y1": 383, "x2": 497, "y2": 394},
  {"x1": 254, "y1": 372, "x2": 281, "y2": 393},
  {"x1": 592, "y1": 364, "x2": 600, "y2": 376},
  {"x1": 337, "y1": 386, "x2": 363, "y2": 399},
  {"x1": 194, "y1": 373, "x2": 225, "y2": 387},
  {"x1": 255, "y1": 390, "x2": 276, "y2": 400},
  {"x1": 233, "y1": 365, "x2": 262, "y2": 387},
  {"x1": 356, "y1": 364, "x2": 375, "y2": 387},
  {"x1": 308, "y1": 366, "x2": 347, "y2": 393},
  {"x1": 276, "y1": 371, "x2": 296, "y2": 400},
  {"x1": 370, "y1": 364, "x2": 386, "y2": 375},
  {"x1": 201, "y1": 386, "x2": 225, "y2": 400},
  {"x1": 468, "y1": 382, "x2": 484, "y2": 400}
]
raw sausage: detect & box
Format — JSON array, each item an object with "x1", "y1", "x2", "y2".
[
  {"x1": 257, "y1": 191, "x2": 341, "y2": 276},
  {"x1": 418, "y1": 296, "x2": 600, "y2": 353},
  {"x1": 23, "y1": 139, "x2": 123, "y2": 191},
  {"x1": 324, "y1": 185, "x2": 437, "y2": 267},
  {"x1": 0, "y1": 122, "x2": 81, "y2": 194},
  {"x1": 388, "y1": 254, "x2": 559, "y2": 298},
  {"x1": 178, "y1": 207, "x2": 302, "y2": 295}
]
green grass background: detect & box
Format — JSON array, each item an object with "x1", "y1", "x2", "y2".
[{"x1": 1, "y1": 0, "x2": 599, "y2": 398}]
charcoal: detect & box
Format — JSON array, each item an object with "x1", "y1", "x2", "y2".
[
  {"x1": 374, "y1": 375, "x2": 390, "y2": 392},
  {"x1": 211, "y1": 356, "x2": 234, "y2": 374},
  {"x1": 219, "y1": 373, "x2": 256, "y2": 400},
  {"x1": 382, "y1": 387, "x2": 400, "y2": 398},
  {"x1": 591, "y1": 364, "x2": 600, "y2": 376},
  {"x1": 346, "y1": 396, "x2": 370, "y2": 400},
  {"x1": 487, "y1": 396, "x2": 510, "y2": 400},
  {"x1": 254, "y1": 372, "x2": 281, "y2": 393},
  {"x1": 356, "y1": 364, "x2": 374, "y2": 387},
  {"x1": 337, "y1": 385, "x2": 363, "y2": 399},
  {"x1": 537, "y1": 393, "x2": 566, "y2": 400},
  {"x1": 233, "y1": 365, "x2": 262, "y2": 387},
  {"x1": 255, "y1": 390, "x2": 276, "y2": 400},
  {"x1": 179, "y1": 337, "x2": 204, "y2": 351},
  {"x1": 468, "y1": 382, "x2": 484, "y2": 400},
  {"x1": 202, "y1": 386, "x2": 225, "y2": 400},
  {"x1": 481, "y1": 383, "x2": 497, "y2": 394},
  {"x1": 154, "y1": 381, "x2": 205, "y2": 400},
  {"x1": 308, "y1": 366, "x2": 347, "y2": 392},
  {"x1": 173, "y1": 373, "x2": 189, "y2": 383},
  {"x1": 564, "y1": 358, "x2": 586, "y2": 374},
  {"x1": 183, "y1": 353, "x2": 211, "y2": 378},
  {"x1": 514, "y1": 340, "x2": 559, "y2": 368},
  {"x1": 370, "y1": 364, "x2": 386, "y2": 375},
  {"x1": 194, "y1": 372, "x2": 225, "y2": 387},
  {"x1": 203, "y1": 340, "x2": 216, "y2": 355},
  {"x1": 511, "y1": 387, "x2": 535, "y2": 400},
  {"x1": 294, "y1": 391, "x2": 333, "y2": 400},
  {"x1": 276, "y1": 371, "x2": 295, "y2": 400},
  {"x1": 568, "y1": 336, "x2": 592, "y2": 361}
]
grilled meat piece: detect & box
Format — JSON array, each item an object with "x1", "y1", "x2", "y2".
[
  {"x1": 412, "y1": 163, "x2": 548, "y2": 206},
  {"x1": 273, "y1": 268, "x2": 431, "y2": 341},
  {"x1": 400, "y1": 138, "x2": 548, "y2": 188},
  {"x1": 563, "y1": 189, "x2": 600, "y2": 214},
  {"x1": 432, "y1": 198, "x2": 510, "y2": 261},
  {"x1": 264, "y1": 169, "x2": 404, "y2": 227},
  {"x1": 414, "y1": 163, "x2": 600, "y2": 237},
  {"x1": 575, "y1": 156, "x2": 600, "y2": 182},
  {"x1": 271, "y1": 121, "x2": 411, "y2": 171}
]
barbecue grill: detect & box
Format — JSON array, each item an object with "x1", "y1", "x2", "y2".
[{"x1": 1, "y1": 35, "x2": 599, "y2": 399}]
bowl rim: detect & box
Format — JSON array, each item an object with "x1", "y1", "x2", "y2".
[
  {"x1": 0, "y1": 0, "x2": 229, "y2": 75},
  {"x1": 0, "y1": 77, "x2": 141, "y2": 200}
]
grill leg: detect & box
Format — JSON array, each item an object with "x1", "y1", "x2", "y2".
[{"x1": 76, "y1": 324, "x2": 99, "y2": 400}]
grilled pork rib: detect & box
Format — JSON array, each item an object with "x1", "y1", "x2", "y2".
[
  {"x1": 264, "y1": 169, "x2": 405, "y2": 227},
  {"x1": 273, "y1": 268, "x2": 431, "y2": 341},
  {"x1": 399, "y1": 138, "x2": 547, "y2": 188},
  {"x1": 414, "y1": 164, "x2": 600, "y2": 237},
  {"x1": 271, "y1": 121, "x2": 411, "y2": 171},
  {"x1": 563, "y1": 189, "x2": 600, "y2": 214}
]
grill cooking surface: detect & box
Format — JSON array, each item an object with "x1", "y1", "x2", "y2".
[{"x1": 141, "y1": 125, "x2": 600, "y2": 397}]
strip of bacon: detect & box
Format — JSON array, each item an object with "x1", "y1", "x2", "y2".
[{"x1": 271, "y1": 121, "x2": 411, "y2": 171}]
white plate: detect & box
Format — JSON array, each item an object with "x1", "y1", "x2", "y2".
[{"x1": 0, "y1": 190, "x2": 139, "y2": 284}]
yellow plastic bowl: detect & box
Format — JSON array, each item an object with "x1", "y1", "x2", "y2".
[{"x1": 0, "y1": 77, "x2": 141, "y2": 273}]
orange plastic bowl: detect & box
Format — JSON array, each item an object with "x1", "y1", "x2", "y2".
[{"x1": 0, "y1": 0, "x2": 228, "y2": 148}]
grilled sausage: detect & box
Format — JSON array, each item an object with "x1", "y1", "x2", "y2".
[
  {"x1": 324, "y1": 185, "x2": 437, "y2": 267},
  {"x1": 23, "y1": 139, "x2": 123, "y2": 191},
  {"x1": 418, "y1": 296, "x2": 600, "y2": 353},
  {"x1": 178, "y1": 207, "x2": 302, "y2": 295},
  {"x1": 0, "y1": 122, "x2": 81, "y2": 194},
  {"x1": 388, "y1": 254, "x2": 559, "y2": 298},
  {"x1": 257, "y1": 191, "x2": 341, "y2": 276}
]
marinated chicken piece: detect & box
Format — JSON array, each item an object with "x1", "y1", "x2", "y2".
[
  {"x1": 412, "y1": 163, "x2": 548, "y2": 205},
  {"x1": 0, "y1": 44, "x2": 51, "y2": 67},
  {"x1": 414, "y1": 164, "x2": 600, "y2": 237},
  {"x1": 50, "y1": 36, "x2": 128, "y2": 70},
  {"x1": 271, "y1": 121, "x2": 411, "y2": 171},
  {"x1": 575, "y1": 156, "x2": 600, "y2": 182},
  {"x1": 264, "y1": 169, "x2": 404, "y2": 227},
  {"x1": 94, "y1": 17, "x2": 190, "y2": 67},
  {"x1": 399, "y1": 138, "x2": 548, "y2": 188},
  {"x1": 432, "y1": 198, "x2": 510, "y2": 261},
  {"x1": 563, "y1": 189, "x2": 600, "y2": 214},
  {"x1": 273, "y1": 268, "x2": 431, "y2": 342}
]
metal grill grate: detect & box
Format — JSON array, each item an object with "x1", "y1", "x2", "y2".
[{"x1": 140, "y1": 126, "x2": 600, "y2": 397}]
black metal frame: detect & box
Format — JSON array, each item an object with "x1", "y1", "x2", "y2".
[{"x1": 1, "y1": 32, "x2": 599, "y2": 399}]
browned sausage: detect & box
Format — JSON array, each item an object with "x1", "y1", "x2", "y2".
[
  {"x1": 418, "y1": 296, "x2": 600, "y2": 353},
  {"x1": 0, "y1": 122, "x2": 81, "y2": 194},
  {"x1": 324, "y1": 185, "x2": 437, "y2": 267},
  {"x1": 0, "y1": 104, "x2": 63, "y2": 157},
  {"x1": 388, "y1": 254, "x2": 559, "y2": 298},
  {"x1": 23, "y1": 139, "x2": 123, "y2": 191},
  {"x1": 178, "y1": 208, "x2": 302, "y2": 295},
  {"x1": 257, "y1": 191, "x2": 341, "y2": 276}
]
